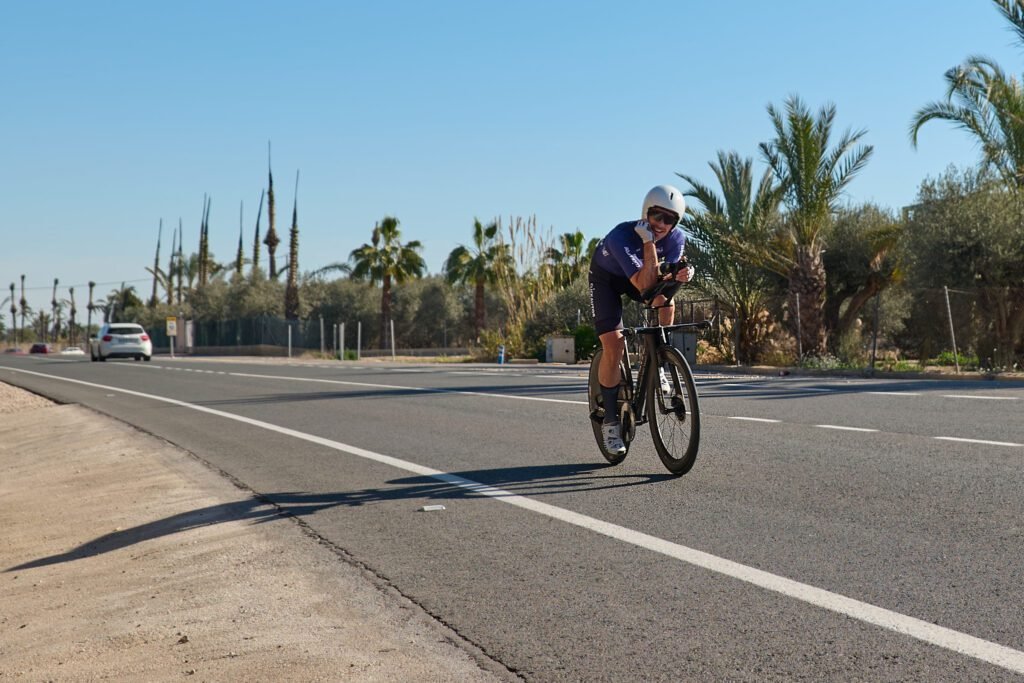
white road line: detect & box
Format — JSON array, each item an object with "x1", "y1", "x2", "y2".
[
  {"x1": 728, "y1": 417, "x2": 781, "y2": 423},
  {"x1": 816, "y1": 425, "x2": 879, "y2": 433},
  {"x1": 943, "y1": 395, "x2": 1019, "y2": 401},
  {"x1": 6, "y1": 365, "x2": 1024, "y2": 675},
  {"x1": 867, "y1": 392, "x2": 921, "y2": 396},
  {"x1": 934, "y1": 437, "x2": 1023, "y2": 448}
]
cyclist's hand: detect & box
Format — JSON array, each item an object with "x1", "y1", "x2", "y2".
[
  {"x1": 634, "y1": 220, "x2": 655, "y2": 243},
  {"x1": 673, "y1": 264, "x2": 696, "y2": 283}
]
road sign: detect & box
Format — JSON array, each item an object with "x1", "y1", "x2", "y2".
[{"x1": 166, "y1": 317, "x2": 177, "y2": 336}]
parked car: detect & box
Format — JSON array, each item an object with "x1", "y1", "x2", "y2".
[
  {"x1": 61, "y1": 346, "x2": 86, "y2": 356},
  {"x1": 29, "y1": 343, "x2": 52, "y2": 354},
  {"x1": 90, "y1": 323, "x2": 153, "y2": 362}
]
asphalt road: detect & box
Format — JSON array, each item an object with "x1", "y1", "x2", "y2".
[{"x1": 3, "y1": 353, "x2": 1023, "y2": 681}]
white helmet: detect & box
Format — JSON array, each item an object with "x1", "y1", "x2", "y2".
[{"x1": 641, "y1": 185, "x2": 686, "y2": 222}]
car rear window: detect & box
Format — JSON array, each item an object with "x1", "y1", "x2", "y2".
[{"x1": 109, "y1": 325, "x2": 145, "y2": 335}]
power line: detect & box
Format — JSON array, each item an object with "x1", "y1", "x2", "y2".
[{"x1": 8, "y1": 278, "x2": 151, "y2": 291}]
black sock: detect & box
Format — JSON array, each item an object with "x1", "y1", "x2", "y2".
[{"x1": 600, "y1": 384, "x2": 619, "y2": 423}]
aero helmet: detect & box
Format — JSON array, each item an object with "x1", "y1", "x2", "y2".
[{"x1": 641, "y1": 185, "x2": 686, "y2": 222}]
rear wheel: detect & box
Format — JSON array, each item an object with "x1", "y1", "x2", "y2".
[
  {"x1": 588, "y1": 346, "x2": 632, "y2": 465},
  {"x1": 647, "y1": 346, "x2": 700, "y2": 475},
  {"x1": 143, "y1": 355, "x2": 151, "y2": 362}
]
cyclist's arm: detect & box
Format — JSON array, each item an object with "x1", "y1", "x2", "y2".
[{"x1": 628, "y1": 241, "x2": 660, "y2": 292}]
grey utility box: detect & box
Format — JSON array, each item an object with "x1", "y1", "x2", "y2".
[
  {"x1": 545, "y1": 336, "x2": 575, "y2": 363},
  {"x1": 669, "y1": 330, "x2": 698, "y2": 367}
]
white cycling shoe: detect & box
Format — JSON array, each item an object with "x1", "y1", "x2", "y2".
[
  {"x1": 659, "y1": 367, "x2": 674, "y2": 397},
  {"x1": 601, "y1": 421, "x2": 627, "y2": 455}
]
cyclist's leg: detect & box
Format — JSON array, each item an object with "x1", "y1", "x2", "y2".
[
  {"x1": 598, "y1": 330, "x2": 625, "y2": 421},
  {"x1": 589, "y1": 272, "x2": 626, "y2": 422}
]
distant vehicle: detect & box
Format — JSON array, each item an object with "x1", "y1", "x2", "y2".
[
  {"x1": 61, "y1": 346, "x2": 86, "y2": 356},
  {"x1": 29, "y1": 343, "x2": 52, "y2": 354},
  {"x1": 3, "y1": 347, "x2": 21, "y2": 354},
  {"x1": 90, "y1": 323, "x2": 153, "y2": 362}
]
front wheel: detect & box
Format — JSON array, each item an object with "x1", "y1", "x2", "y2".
[
  {"x1": 647, "y1": 346, "x2": 700, "y2": 475},
  {"x1": 587, "y1": 347, "x2": 631, "y2": 465}
]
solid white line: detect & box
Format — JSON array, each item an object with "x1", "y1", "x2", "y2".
[
  {"x1": 943, "y1": 395, "x2": 1019, "y2": 401},
  {"x1": 728, "y1": 417, "x2": 781, "y2": 423},
  {"x1": 229, "y1": 371, "x2": 589, "y2": 406},
  {"x1": 867, "y1": 392, "x2": 921, "y2": 396},
  {"x1": 816, "y1": 425, "x2": 879, "y2": 433},
  {"x1": 934, "y1": 437, "x2": 1023, "y2": 448},
  {"x1": 6, "y1": 365, "x2": 1024, "y2": 674}
]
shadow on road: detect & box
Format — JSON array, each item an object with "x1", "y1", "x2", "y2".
[{"x1": 6, "y1": 463, "x2": 671, "y2": 572}]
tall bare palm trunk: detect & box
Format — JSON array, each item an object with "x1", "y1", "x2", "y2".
[
  {"x1": 788, "y1": 247, "x2": 828, "y2": 356},
  {"x1": 474, "y1": 278, "x2": 485, "y2": 341}
]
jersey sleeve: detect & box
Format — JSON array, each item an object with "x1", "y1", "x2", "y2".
[{"x1": 605, "y1": 224, "x2": 644, "y2": 277}]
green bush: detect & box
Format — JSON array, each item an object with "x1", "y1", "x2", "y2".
[
  {"x1": 930, "y1": 350, "x2": 978, "y2": 368},
  {"x1": 573, "y1": 324, "x2": 597, "y2": 361}
]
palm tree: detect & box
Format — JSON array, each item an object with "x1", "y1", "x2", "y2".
[
  {"x1": 542, "y1": 230, "x2": 594, "y2": 287},
  {"x1": 910, "y1": 56, "x2": 1024, "y2": 188},
  {"x1": 19, "y1": 274, "x2": 28, "y2": 341},
  {"x1": 758, "y1": 96, "x2": 873, "y2": 356},
  {"x1": 284, "y1": 171, "x2": 301, "y2": 320},
  {"x1": 67, "y1": 286, "x2": 78, "y2": 347},
  {"x1": 150, "y1": 219, "x2": 163, "y2": 307},
  {"x1": 51, "y1": 278, "x2": 60, "y2": 344},
  {"x1": 104, "y1": 284, "x2": 142, "y2": 323},
  {"x1": 349, "y1": 216, "x2": 426, "y2": 348},
  {"x1": 86, "y1": 281, "x2": 96, "y2": 340},
  {"x1": 9, "y1": 283, "x2": 17, "y2": 345},
  {"x1": 678, "y1": 151, "x2": 783, "y2": 363},
  {"x1": 264, "y1": 142, "x2": 280, "y2": 279},
  {"x1": 444, "y1": 219, "x2": 508, "y2": 340}
]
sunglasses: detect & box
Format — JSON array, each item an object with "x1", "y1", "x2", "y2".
[{"x1": 647, "y1": 208, "x2": 679, "y2": 226}]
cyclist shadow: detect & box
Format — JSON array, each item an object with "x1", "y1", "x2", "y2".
[
  {"x1": 6, "y1": 464, "x2": 671, "y2": 572},
  {"x1": 387, "y1": 462, "x2": 678, "y2": 498}
]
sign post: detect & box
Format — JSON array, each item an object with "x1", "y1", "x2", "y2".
[{"x1": 166, "y1": 317, "x2": 177, "y2": 358}]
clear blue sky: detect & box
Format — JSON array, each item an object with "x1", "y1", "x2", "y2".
[{"x1": 3, "y1": 1, "x2": 1022, "y2": 316}]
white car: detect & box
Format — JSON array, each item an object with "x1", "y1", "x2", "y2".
[
  {"x1": 61, "y1": 346, "x2": 86, "y2": 356},
  {"x1": 90, "y1": 323, "x2": 153, "y2": 362}
]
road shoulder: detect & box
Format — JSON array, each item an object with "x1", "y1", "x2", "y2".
[{"x1": 0, "y1": 382, "x2": 513, "y2": 681}]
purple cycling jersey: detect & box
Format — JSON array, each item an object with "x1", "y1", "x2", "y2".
[{"x1": 590, "y1": 221, "x2": 686, "y2": 278}]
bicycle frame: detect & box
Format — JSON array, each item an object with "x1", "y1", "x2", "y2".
[{"x1": 621, "y1": 318, "x2": 705, "y2": 428}]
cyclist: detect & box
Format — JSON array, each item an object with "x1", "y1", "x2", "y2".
[{"x1": 588, "y1": 184, "x2": 693, "y2": 455}]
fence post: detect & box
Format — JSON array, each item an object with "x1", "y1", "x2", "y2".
[
  {"x1": 340, "y1": 322, "x2": 345, "y2": 361},
  {"x1": 357, "y1": 321, "x2": 361, "y2": 360},
  {"x1": 944, "y1": 285, "x2": 960, "y2": 374},
  {"x1": 390, "y1": 319, "x2": 396, "y2": 361},
  {"x1": 320, "y1": 315, "x2": 325, "y2": 355},
  {"x1": 288, "y1": 324, "x2": 292, "y2": 359}
]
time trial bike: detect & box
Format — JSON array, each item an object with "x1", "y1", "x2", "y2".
[{"x1": 587, "y1": 262, "x2": 711, "y2": 475}]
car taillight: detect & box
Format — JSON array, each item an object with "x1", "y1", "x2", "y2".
[
  {"x1": 140, "y1": 334, "x2": 149, "y2": 341},
  {"x1": 102, "y1": 335, "x2": 112, "y2": 342}
]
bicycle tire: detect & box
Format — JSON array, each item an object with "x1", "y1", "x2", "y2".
[
  {"x1": 647, "y1": 346, "x2": 700, "y2": 475},
  {"x1": 587, "y1": 347, "x2": 630, "y2": 465}
]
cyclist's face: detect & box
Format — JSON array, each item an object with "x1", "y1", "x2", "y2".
[{"x1": 646, "y1": 207, "x2": 679, "y2": 239}]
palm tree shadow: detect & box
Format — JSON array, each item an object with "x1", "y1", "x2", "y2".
[{"x1": 6, "y1": 462, "x2": 673, "y2": 572}]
